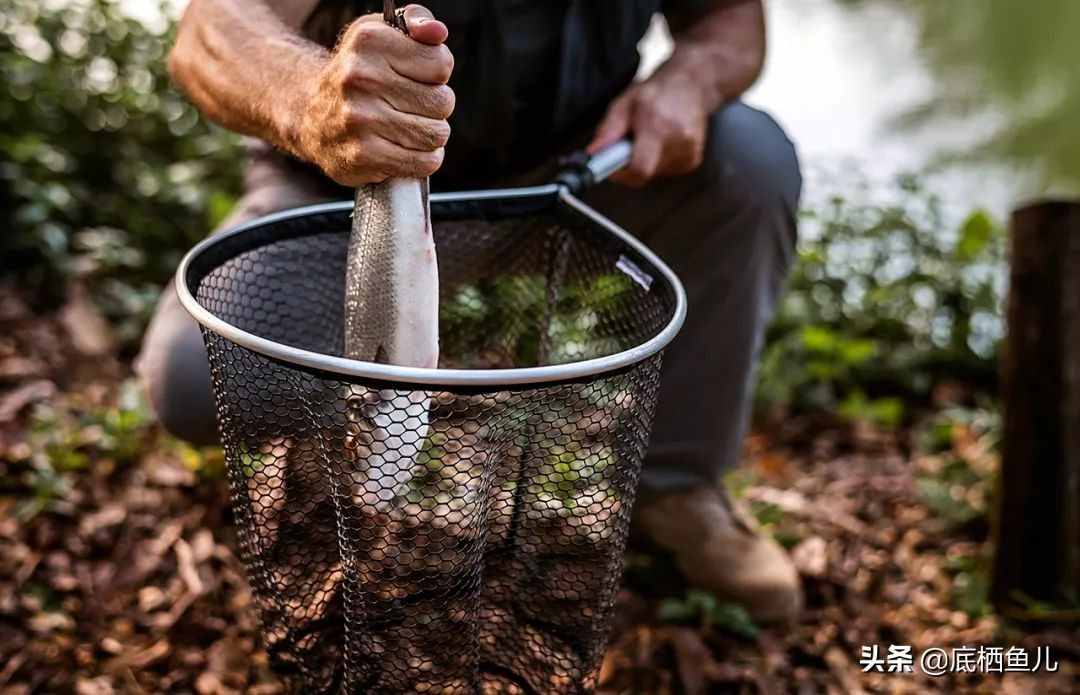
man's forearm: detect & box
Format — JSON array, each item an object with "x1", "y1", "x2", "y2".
[
  {"x1": 661, "y1": 0, "x2": 766, "y2": 112},
  {"x1": 169, "y1": 0, "x2": 325, "y2": 159}
]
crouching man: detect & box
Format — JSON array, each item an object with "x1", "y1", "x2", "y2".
[{"x1": 141, "y1": 0, "x2": 803, "y2": 623}]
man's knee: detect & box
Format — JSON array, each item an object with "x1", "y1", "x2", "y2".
[
  {"x1": 705, "y1": 102, "x2": 802, "y2": 216},
  {"x1": 136, "y1": 287, "x2": 219, "y2": 446}
]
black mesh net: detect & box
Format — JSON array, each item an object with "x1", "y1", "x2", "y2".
[{"x1": 185, "y1": 190, "x2": 679, "y2": 693}]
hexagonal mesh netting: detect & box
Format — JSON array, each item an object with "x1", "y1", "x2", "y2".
[{"x1": 179, "y1": 189, "x2": 683, "y2": 693}]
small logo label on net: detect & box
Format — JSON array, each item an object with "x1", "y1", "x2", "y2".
[{"x1": 616, "y1": 255, "x2": 654, "y2": 291}]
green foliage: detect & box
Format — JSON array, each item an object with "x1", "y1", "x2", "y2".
[
  {"x1": 914, "y1": 406, "x2": 1000, "y2": 530},
  {"x1": 945, "y1": 551, "x2": 992, "y2": 620},
  {"x1": 1, "y1": 0, "x2": 242, "y2": 345},
  {"x1": 757, "y1": 176, "x2": 1006, "y2": 415},
  {"x1": 7, "y1": 380, "x2": 154, "y2": 520},
  {"x1": 658, "y1": 590, "x2": 760, "y2": 640},
  {"x1": 441, "y1": 272, "x2": 635, "y2": 367}
]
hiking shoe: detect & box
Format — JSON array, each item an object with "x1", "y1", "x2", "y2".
[{"x1": 633, "y1": 485, "x2": 803, "y2": 624}]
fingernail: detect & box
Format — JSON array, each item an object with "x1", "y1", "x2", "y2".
[{"x1": 417, "y1": 17, "x2": 431, "y2": 24}]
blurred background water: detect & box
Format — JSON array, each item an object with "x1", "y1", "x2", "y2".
[{"x1": 643, "y1": 0, "x2": 1035, "y2": 220}]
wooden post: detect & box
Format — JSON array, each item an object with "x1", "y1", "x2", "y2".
[{"x1": 994, "y1": 201, "x2": 1080, "y2": 610}]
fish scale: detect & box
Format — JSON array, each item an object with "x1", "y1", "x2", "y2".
[
  {"x1": 342, "y1": 177, "x2": 440, "y2": 508},
  {"x1": 344, "y1": 178, "x2": 439, "y2": 367}
]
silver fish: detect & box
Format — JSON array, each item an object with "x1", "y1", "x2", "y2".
[{"x1": 343, "y1": 178, "x2": 439, "y2": 508}]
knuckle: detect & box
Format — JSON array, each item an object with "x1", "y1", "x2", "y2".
[
  {"x1": 651, "y1": 110, "x2": 677, "y2": 133},
  {"x1": 433, "y1": 121, "x2": 451, "y2": 147},
  {"x1": 434, "y1": 85, "x2": 456, "y2": 118},
  {"x1": 676, "y1": 122, "x2": 699, "y2": 144},
  {"x1": 349, "y1": 21, "x2": 381, "y2": 47},
  {"x1": 434, "y1": 46, "x2": 454, "y2": 83},
  {"x1": 345, "y1": 59, "x2": 380, "y2": 91},
  {"x1": 345, "y1": 104, "x2": 374, "y2": 128},
  {"x1": 419, "y1": 148, "x2": 444, "y2": 177}
]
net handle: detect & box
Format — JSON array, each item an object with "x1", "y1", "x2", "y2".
[
  {"x1": 585, "y1": 140, "x2": 634, "y2": 184},
  {"x1": 554, "y1": 139, "x2": 633, "y2": 194}
]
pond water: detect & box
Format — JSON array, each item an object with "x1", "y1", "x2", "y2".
[{"x1": 643, "y1": 0, "x2": 1033, "y2": 220}]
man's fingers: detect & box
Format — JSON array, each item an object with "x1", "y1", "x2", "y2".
[
  {"x1": 334, "y1": 136, "x2": 445, "y2": 185},
  {"x1": 613, "y1": 134, "x2": 662, "y2": 188},
  {"x1": 364, "y1": 105, "x2": 451, "y2": 152},
  {"x1": 401, "y1": 4, "x2": 448, "y2": 45},
  {"x1": 378, "y1": 70, "x2": 456, "y2": 120},
  {"x1": 384, "y1": 42, "x2": 454, "y2": 85},
  {"x1": 368, "y1": 136, "x2": 446, "y2": 179},
  {"x1": 587, "y1": 96, "x2": 633, "y2": 154},
  {"x1": 347, "y1": 17, "x2": 453, "y2": 84}
]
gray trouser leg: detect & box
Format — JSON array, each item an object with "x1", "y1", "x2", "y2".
[
  {"x1": 135, "y1": 160, "x2": 334, "y2": 446},
  {"x1": 582, "y1": 102, "x2": 802, "y2": 492}
]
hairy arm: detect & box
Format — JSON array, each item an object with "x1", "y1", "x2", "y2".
[
  {"x1": 169, "y1": 0, "x2": 324, "y2": 156},
  {"x1": 169, "y1": 0, "x2": 455, "y2": 185},
  {"x1": 664, "y1": 0, "x2": 766, "y2": 112},
  {"x1": 589, "y1": 0, "x2": 766, "y2": 186}
]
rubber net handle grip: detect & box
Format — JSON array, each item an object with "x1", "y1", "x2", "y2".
[
  {"x1": 585, "y1": 140, "x2": 633, "y2": 184},
  {"x1": 554, "y1": 139, "x2": 633, "y2": 194}
]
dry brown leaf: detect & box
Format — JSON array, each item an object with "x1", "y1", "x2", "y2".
[
  {"x1": 145, "y1": 454, "x2": 198, "y2": 488},
  {"x1": 78, "y1": 504, "x2": 126, "y2": 537},
  {"x1": 0, "y1": 380, "x2": 56, "y2": 422},
  {"x1": 823, "y1": 647, "x2": 867, "y2": 695},
  {"x1": 0, "y1": 357, "x2": 46, "y2": 381},
  {"x1": 755, "y1": 450, "x2": 795, "y2": 481},
  {"x1": 137, "y1": 586, "x2": 167, "y2": 613},
  {"x1": 127, "y1": 639, "x2": 171, "y2": 669},
  {"x1": 661, "y1": 627, "x2": 716, "y2": 695},
  {"x1": 58, "y1": 284, "x2": 113, "y2": 358},
  {"x1": 28, "y1": 611, "x2": 75, "y2": 634},
  {"x1": 175, "y1": 539, "x2": 204, "y2": 596},
  {"x1": 792, "y1": 536, "x2": 829, "y2": 578},
  {"x1": 745, "y1": 485, "x2": 871, "y2": 538},
  {"x1": 74, "y1": 676, "x2": 115, "y2": 695}
]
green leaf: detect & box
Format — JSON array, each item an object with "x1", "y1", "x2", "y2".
[
  {"x1": 801, "y1": 325, "x2": 837, "y2": 353},
  {"x1": 207, "y1": 190, "x2": 236, "y2": 229},
  {"x1": 955, "y1": 210, "x2": 997, "y2": 261},
  {"x1": 657, "y1": 597, "x2": 699, "y2": 623},
  {"x1": 868, "y1": 397, "x2": 906, "y2": 428},
  {"x1": 838, "y1": 338, "x2": 878, "y2": 366},
  {"x1": 706, "y1": 602, "x2": 760, "y2": 640}
]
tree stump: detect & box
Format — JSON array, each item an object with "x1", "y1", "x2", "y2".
[{"x1": 994, "y1": 200, "x2": 1080, "y2": 610}]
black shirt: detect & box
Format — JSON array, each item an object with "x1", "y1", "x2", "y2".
[{"x1": 299, "y1": 0, "x2": 726, "y2": 189}]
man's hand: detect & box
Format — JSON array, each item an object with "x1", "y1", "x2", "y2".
[
  {"x1": 293, "y1": 5, "x2": 455, "y2": 185},
  {"x1": 587, "y1": 72, "x2": 711, "y2": 189},
  {"x1": 587, "y1": 0, "x2": 766, "y2": 188}
]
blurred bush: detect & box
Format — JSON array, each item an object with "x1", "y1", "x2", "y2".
[
  {"x1": 0, "y1": 0, "x2": 242, "y2": 348},
  {"x1": 757, "y1": 176, "x2": 1006, "y2": 417}
]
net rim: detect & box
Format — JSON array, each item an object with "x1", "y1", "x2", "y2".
[{"x1": 176, "y1": 186, "x2": 687, "y2": 387}]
